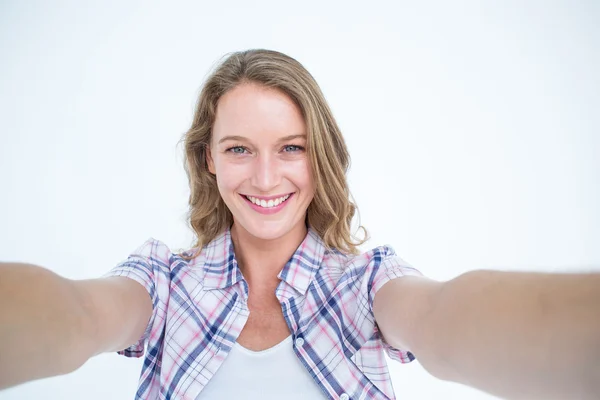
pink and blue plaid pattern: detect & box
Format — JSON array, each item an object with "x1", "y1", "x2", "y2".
[{"x1": 103, "y1": 227, "x2": 423, "y2": 399}]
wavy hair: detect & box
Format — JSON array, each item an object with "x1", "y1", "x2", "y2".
[{"x1": 177, "y1": 49, "x2": 368, "y2": 260}]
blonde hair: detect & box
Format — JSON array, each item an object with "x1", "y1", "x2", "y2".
[{"x1": 177, "y1": 49, "x2": 368, "y2": 260}]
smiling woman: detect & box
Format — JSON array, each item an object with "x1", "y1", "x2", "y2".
[
  {"x1": 21, "y1": 49, "x2": 420, "y2": 400},
  {"x1": 93, "y1": 50, "x2": 426, "y2": 400}
]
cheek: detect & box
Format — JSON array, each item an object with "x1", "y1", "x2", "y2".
[
  {"x1": 216, "y1": 169, "x2": 242, "y2": 192},
  {"x1": 287, "y1": 160, "x2": 314, "y2": 191},
  {"x1": 215, "y1": 173, "x2": 243, "y2": 210},
  {"x1": 214, "y1": 157, "x2": 246, "y2": 180}
]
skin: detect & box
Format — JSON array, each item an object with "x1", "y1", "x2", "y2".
[{"x1": 206, "y1": 82, "x2": 316, "y2": 349}]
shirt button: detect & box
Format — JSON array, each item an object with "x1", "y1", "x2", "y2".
[
  {"x1": 295, "y1": 337, "x2": 305, "y2": 347},
  {"x1": 340, "y1": 393, "x2": 349, "y2": 400}
]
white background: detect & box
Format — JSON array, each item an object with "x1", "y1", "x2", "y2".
[{"x1": 1, "y1": 0, "x2": 599, "y2": 399}]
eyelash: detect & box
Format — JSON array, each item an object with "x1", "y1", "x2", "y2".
[{"x1": 225, "y1": 145, "x2": 305, "y2": 154}]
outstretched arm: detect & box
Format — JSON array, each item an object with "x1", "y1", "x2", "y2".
[
  {"x1": 373, "y1": 269, "x2": 600, "y2": 399},
  {"x1": 0, "y1": 262, "x2": 151, "y2": 390}
]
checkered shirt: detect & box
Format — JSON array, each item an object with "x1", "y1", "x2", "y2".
[{"x1": 103, "y1": 227, "x2": 423, "y2": 399}]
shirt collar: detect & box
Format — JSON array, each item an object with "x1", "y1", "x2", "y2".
[
  {"x1": 277, "y1": 227, "x2": 327, "y2": 295},
  {"x1": 195, "y1": 226, "x2": 327, "y2": 295}
]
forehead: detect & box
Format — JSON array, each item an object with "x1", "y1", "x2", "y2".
[{"x1": 212, "y1": 83, "x2": 306, "y2": 142}]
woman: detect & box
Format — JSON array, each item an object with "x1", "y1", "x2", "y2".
[{"x1": 1, "y1": 49, "x2": 599, "y2": 399}]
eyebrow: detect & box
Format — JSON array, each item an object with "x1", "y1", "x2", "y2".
[{"x1": 217, "y1": 134, "x2": 307, "y2": 145}]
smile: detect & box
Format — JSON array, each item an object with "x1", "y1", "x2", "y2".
[
  {"x1": 240, "y1": 193, "x2": 294, "y2": 215},
  {"x1": 243, "y1": 194, "x2": 291, "y2": 208}
]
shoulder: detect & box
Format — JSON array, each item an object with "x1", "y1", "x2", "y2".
[
  {"x1": 115, "y1": 237, "x2": 206, "y2": 274},
  {"x1": 323, "y1": 243, "x2": 417, "y2": 274},
  {"x1": 131, "y1": 237, "x2": 172, "y2": 259},
  {"x1": 320, "y1": 243, "x2": 423, "y2": 300}
]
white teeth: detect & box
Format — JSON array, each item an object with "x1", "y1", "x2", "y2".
[{"x1": 245, "y1": 194, "x2": 291, "y2": 208}]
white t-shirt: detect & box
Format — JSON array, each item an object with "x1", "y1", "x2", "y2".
[{"x1": 197, "y1": 335, "x2": 327, "y2": 399}]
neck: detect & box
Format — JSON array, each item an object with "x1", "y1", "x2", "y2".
[{"x1": 230, "y1": 222, "x2": 308, "y2": 291}]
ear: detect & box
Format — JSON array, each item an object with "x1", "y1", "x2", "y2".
[{"x1": 206, "y1": 145, "x2": 216, "y2": 175}]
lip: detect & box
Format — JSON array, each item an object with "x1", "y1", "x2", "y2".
[{"x1": 240, "y1": 193, "x2": 294, "y2": 215}]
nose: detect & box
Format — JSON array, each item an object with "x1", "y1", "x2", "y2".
[{"x1": 250, "y1": 152, "x2": 281, "y2": 193}]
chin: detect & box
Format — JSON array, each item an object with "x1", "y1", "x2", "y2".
[
  {"x1": 235, "y1": 217, "x2": 304, "y2": 242},
  {"x1": 245, "y1": 221, "x2": 291, "y2": 240}
]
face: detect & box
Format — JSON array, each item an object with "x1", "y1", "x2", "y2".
[{"x1": 207, "y1": 82, "x2": 315, "y2": 241}]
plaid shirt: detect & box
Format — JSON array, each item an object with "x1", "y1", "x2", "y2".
[{"x1": 103, "y1": 227, "x2": 423, "y2": 399}]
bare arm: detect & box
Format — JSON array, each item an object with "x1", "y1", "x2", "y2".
[
  {"x1": 0, "y1": 262, "x2": 152, "y2": 390},
  {"x1": 373, "y1": 270, "x2": 600, "y2": 400}
]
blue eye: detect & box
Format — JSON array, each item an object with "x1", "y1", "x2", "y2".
[
  {"x1": 227, "y1": 146, "x2": 248, "y2": 154},
  {"x1": 283, "y1": 145, "x2": 304, "y2": 152}
]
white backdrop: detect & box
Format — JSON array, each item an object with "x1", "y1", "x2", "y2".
[{"x1": 1, "y1": 1, "x2": 599, "y2": 399}]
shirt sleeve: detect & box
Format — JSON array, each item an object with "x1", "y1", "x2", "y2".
[
  {"x1": 367, "y1": 245, "x2": 424, "y2": 363},
  {"x1": 101, "y1": 238, "x2": 168, "y2": 358}
]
